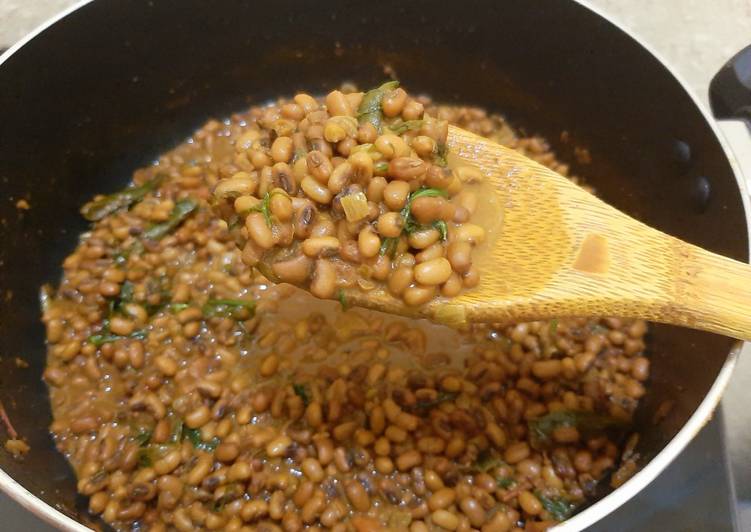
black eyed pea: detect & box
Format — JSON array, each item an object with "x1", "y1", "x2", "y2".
[
  {"x1": 388, "y1": 157, "x2": 427, "y2": 181},
  {"x1": 376, "y1": 212, "x2": 404, "y2": 238},
  {"x1": 184, "y1": 405, "x2": 211, "y2": 429},
  {"x1": 325, "y1": 90, "x2": 353, "y2": 116},
  {"x1": 375, "y1": 134, "x2": 411, "y2": 159},
  {"x1": 408, "y1": 227, "x2": 441, "y2": 250},
  {"x1": 382, "y1": 87, "x2": 408, "y2": 117},
  {"x1": 453, "y1": 165, "x2": 484, "y2": 183},
  {"x1": 301, "y1": 176, "x2": 334, "y2": 204},
  {"x1": 349, "y1": 151, "x2": 374, "y2": 182},
  {"x1": 109, "y1": 316, "x2": 135, "y2": 336},
  {"x1": 271, "y1": 136, "x2": 294, "y2": 163},
  {"x1": 234, "y1": 194, "x2": 260, "y2": 214},
  {"x1": 269, "y1": 192, "x2": 293, "y2": 222},
  {"x1": 235, "y1": 129, "x2": 262, "y2": 151},
  {"x1": 246, "y1": 212, "x2": 275, "y2": 249},
  {"x1": 301, "y1": 457, "x2": 325, "y2": 483},
  {"x1": 214, "y1": 172, "x2": 257, "y2": 199},
  {"x1": 324, "y1": 116, "x2": 358, "y2": 143},
  {"x1": 414, "y1": 258, "x2": 452, "y2": 286},
  {"x1": 302, "y1": 236, "x2": 341, "y2": 257},
  {"x1": 281, "y1": 102, "x2": 305, "y2": 120},
  {"x1": 328, "y1": 162, "x2": 353, "y2": 194},
  {"x1": 294, "y1": 93, "x2": 318, "y2": 114},
  {"x1": 337, "y1": 135, "x2": 357, "y2": 156},
  {"x1": 518, "y1": 491, "x2": 543, "y2": 515},
  {"x1": 454, "y1": 223, "x2": 486, "y2": 244},
  {"x1": 357, "y1": 122, "x2": 378, "y2": 144},
  {"x1": 431, "y1": 509, "x2": 459, "y2": 530},
  {"x1": 403, "y1": 285, "x2": 437, "y2": 306},
  {"x1": 459, "y1": 498, "x2": 487, "y2": 528},
  {"x1": 272, "y1": 163, "x2": 298, "y2": 195},
  {"x1": 358, "y1": 228, "x2": 381, "y2": 259},
  {"x1": 428, "y1": 488, "x2": 456, "y2": 512},
  {"x1": 411, "y1": 135, "x2": 437, "y2": 157},
  {"x1": 441, "y1": 272, "x2": 463, "y2": 297},
  {"x1": 383, "y1": 180, "x2": 411, "y2": 211},
  {"x1": 265, "y1": 434, "x2": 292, "y2": 457},
  {"x1": 388, "y1": 266, "x2": 414, "y2": 296},
  {"x1": 344, "y1": 480, "x2": 371, "y2": 512},
  {"x1": 271, "y1": 255, "x2": 314, "y2": 284},
  {"x1": 419, "y1": 118, "x2": 449, "y2": 145},
  {"x1": 345, "y1": 91, "x2": 364, "y2": 110},
  {"x1": 415, "y1": 242, "x2": 445, "y2": 263},
  {"x1": 455, "y1": 190, "x2": 478, "y2": 215},
  {"x1": 366, "y1": 176, "x2": 388, "y2": 203},
  {"x1": 306, "y1": 151, "x2": 333, "y2": 184},
  {"x1": 426, "y1": 164, "x2": 454, "y2": 189},
  {"x1": 402, "y1": 99, "x2": 425, "y2": 120},
  {"x1": 447, "y1": 241, "x2": 472, "y2": 273},
  {"x1": 372, "y1": 254, "x2": 392, "y2": 281},
  {"x1": 310, "y1": 259, "x2": 337, "y2": 299}
]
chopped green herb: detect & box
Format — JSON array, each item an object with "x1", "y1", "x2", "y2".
[
  {"x1": 473, "y1": 449, "x2": 504, "y2": 473},
  {"x1": 536, "y1": 492, "x2": 577, "y2": 521},
  {"x1": 113, "y1": 241, "x2": 144, "y2": 267},
  {"x1": 374, "y1": 160, "x2": 389, "y2": 174},
  {"x1": 81, "y1": 174, "x2": 165, "y2": 221},
  {"x1": 183, "y1": 427, "x2": 220, "y2": 452},
  {"x1": 293, "y1": 383, "x2": 311, "y2": 406},
  {"x1": 292, "y1": 146, "x2": 308, "y2": 164},
  {"x1": 400, "y1": 187, "x2": 449, "y2": 236},
  {"x1": 496, "y1": 477, "x2": 516, "y2": 489},
  {"x1": 357, "y1": 80, "x2": 400, "y2": 132},
  {"x1": 168, "y1": 303, "x2": 191, "y2": 313},
  {"x1": 226, "y1": 214, "x2": 243, "y2": 232},
  {"x1": 379, "y1": 237, "x2": 399, "y2": 257},
  {"x1": 88, "y1": 328, "x2": 147, "y2": 347},
  {"x1": 528, "y1": 410, "x2": 622, "y2": 449},
  {"x1": 119, "y1": 281, "x2": 135, "y2": 304},
  {"x1": 337, "y1": 289, "x2": 349, "y2": 311},
  {"x1": 143, "y1": 198, "x2": 198, "y2": 240},
  {"x1": 407, "y1": 187, "x2": 449, "y2": 203},
  {"x1": 202, "y1": 299, "x2": 255, "y2": 320},
  {"x1": 432, "y1": 220, "x2": 448, "y2": 241},
  {"x1": 134, "y1": 429, "x2": 152, "y2": 447},
  {"x1": 255, "y1": 261, "x2": 281, "y2": 284},
  {"x1": 434, "y1": 143, "x2": 449, "y2": 167},
  {"x1": 137, "y1": 449, "x2": 153, "y2": 468},
  {"x1": 549, "y1": 319, "x2": 559, "y2": 337},
  {"x1": 414, "y1": 391, "x2": 458, "y2": 411},
  {"x1": 248, "y1": 192, "x2": 273, "y2": 228},
  {"x1": 388, "y1": 119, "x2": 424, "y2": 135},
  {"x1": 169, "y1": 418, "x2": 184, "y2": 444}
]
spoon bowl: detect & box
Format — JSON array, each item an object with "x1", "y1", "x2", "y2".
[{"x1": 343, "y1": 125, "x2": 751, "y2": 340}]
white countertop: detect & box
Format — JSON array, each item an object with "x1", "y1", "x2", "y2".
[{"x1": 2, "y1": 0, "x2": 751, "y2": 530}]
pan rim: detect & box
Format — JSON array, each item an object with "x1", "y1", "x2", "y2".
[
  {"x1": 0, "y1": 1, "x2": 748, "y2": 531},
  {"x1": 556, "y1": 1, "x2": 750, "y2": 530}
]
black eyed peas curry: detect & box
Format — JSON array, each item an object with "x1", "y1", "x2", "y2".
[
  {"x1": 42, "y1": 83, "x2": 649, "y2": 532},
  {"x1": 212, "y1": 82, "x2": 496, "y2": 307}
]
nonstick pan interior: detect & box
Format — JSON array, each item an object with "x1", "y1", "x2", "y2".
[{"x1": 0, "y1": 0, "x2": 746, "y2": 525}]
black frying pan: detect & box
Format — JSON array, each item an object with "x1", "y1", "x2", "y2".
[{"x1": 0, "y1": 1, "x2": 748, "y2": 529}]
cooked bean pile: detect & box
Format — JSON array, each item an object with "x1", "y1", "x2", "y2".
[
  {"x1": 212, "y1": 83, "x2": 489, "y2": 307},
  {"x1": 43, "y1": 87, "x2": 649, "y2": 532}
]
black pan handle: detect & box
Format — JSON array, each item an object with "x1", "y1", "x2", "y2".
[{"x1": 710, "y1": 44, "x2": 751, "y2": 125}]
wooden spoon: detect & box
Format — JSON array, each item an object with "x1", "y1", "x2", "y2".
[{"x1": 342, "y1": 124, "x2": 751, "y2": 340}]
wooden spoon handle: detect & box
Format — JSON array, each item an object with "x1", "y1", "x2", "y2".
[{"x1": 670, "y1": 241, "x2": 751, "y2": 340}]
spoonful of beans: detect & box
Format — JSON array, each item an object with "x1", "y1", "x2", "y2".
[{"x1": 213, "y1": 82, "x2": 751, "y2": 340}]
